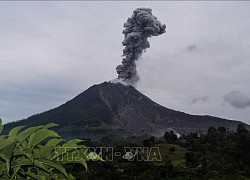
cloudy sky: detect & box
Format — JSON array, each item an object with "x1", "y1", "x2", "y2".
[{"x1": 1, "y1": 2, "x2": 250, "y2": 124}]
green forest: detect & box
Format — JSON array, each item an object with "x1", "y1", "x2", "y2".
[
  {"x1": 72, "y1": 124, "x2": 250, "y2": 180},
  {"x1": 1, "y1": 118, "x2": 250, "y2": 180}
]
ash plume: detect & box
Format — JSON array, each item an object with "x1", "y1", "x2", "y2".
[{"x1": 116, "y1": 8, "x2": 166, "y2": 84}]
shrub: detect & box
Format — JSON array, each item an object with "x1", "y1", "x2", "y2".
[
  {"x1": 0, "y1": 118, "x2": 100, "y2": 179},
  {"x1": 168, "y1": 146, "x2": 176, "y2": 153}
]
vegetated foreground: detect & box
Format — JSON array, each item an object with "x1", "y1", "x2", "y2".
[
  {"x1": 1, "y1": 117, "x2": 250, "y2": 179},
  {"x1": 0, "y1": 119, "x2": 99, "y2": 180},
  {"x1": 69, "y1": 125, "x2": 250, "y2": 180}
]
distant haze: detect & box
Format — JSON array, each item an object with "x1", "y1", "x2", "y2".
[{"x1": 0, "y1": 2, "x2": 250, "y2": 124}]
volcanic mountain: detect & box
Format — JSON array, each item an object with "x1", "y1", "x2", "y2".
[{"x1": 4, "y1": 82, "x2": 246, "y2": 139}]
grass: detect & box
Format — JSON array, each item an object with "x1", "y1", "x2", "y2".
[{"x1": 141, "y1": 143, "x2": 189, "y2": 166}]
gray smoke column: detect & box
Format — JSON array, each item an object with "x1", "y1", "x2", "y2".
[{"x1": 116, "y1": 8, "x2": 166, "y2": 84}]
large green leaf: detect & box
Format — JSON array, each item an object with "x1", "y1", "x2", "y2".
[
  {"x1": 39, "y1": 159, "x2": 68, "y2": 179},
  {"x1": 8, "y1": 126, "x2": 26, "y2": 142},
  {"x1": 12, "y1": 159, "x2": 50, "y2": 173},
  {"x1": 0, "y1": 136, "x2": 16, "y2": 150},
  {"x1": 34, "y1": 146, "x2": 54, "y2": 159},
  {"x1": 13, "y1": 148, "x2": 33, "y2": 161},
  {"x1": 67, "y1": 173, "x2": 76, "y2": 180},
  {"x1": 51, "y1": 139, "x2": 85, "y2": 160},
  {"x1": 53, "y1": 144, "x2": 86, "y2": 161},
  {"x1": 43, "y1": 123, "x2": 59, "y2": 129},
  {"x1": 28, "y1": 129, "x2": 60, "y2": 148},
  {"x1": 35, "y1": 139, "x2": 66, "y2": 159},
  {"x1": 17, "y1": 126, "x2": 43, "y2": 145},
  {"x1": 62, "y1": 139, "x2": 85, "y2": 148},
  {"x1": 45, "y1": 138, "x2": 65, "y2": 148},
  {"x1": 0, "y1": 135, "x2": 7, "y2": 149},
  {"x1": 0, "y1": 142, "x2": 16, "y2": 174}
]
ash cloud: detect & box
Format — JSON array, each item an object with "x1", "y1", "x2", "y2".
[
  {"x1": 116, "y1": 7, "x2": 166, "y2": 84},
  {"x1": 224, "y1": 91, "x2": 250, "y2": 109}
]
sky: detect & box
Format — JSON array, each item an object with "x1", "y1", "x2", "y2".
[{"x1": 0, "y1": 2, "x2": 250, "y2": 124}]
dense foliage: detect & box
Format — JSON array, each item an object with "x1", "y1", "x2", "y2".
[
  {"x1": 1, "y1": 117, "x2": 249, "y2": 179},
  {"x1": 0, "y1": 119, "x2": 93, "y2": 180},
  {"x1": 180, "y1": 125, "x2": 250, "y2": 179},
  {"x1": 69, "y1": 125, "x2": 250, "y2": 180}
]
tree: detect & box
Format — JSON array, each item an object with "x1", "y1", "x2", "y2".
[
  {"x1": 207, "y1": 127, "x2": 218, "y2": 136},
  {"x1": 218, "y1": 127, "x2": 226, "y2": 133},
  {"x1": 164, "y1": 131, "x2": 177, "y2": 144},
  {"x1": 190, "y1": 133, "x2": 199, "y2": 139},
  {"x1": 168, "y1": 146, "x2": 176, "y2": 153},
  {"x1": 237, "y1": 124, "x2": 248, "y2": 133},
  {"x1": 185, "y1": 152, "x2": 200, "y2": 168},
  {"x1": 148, "y1": 136, "x2": 155, "y2": 143},
  {"x1": 143, "y1": 136, "x2": 155, "y2": 147}
]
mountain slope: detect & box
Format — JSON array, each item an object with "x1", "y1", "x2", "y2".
[{"x1": 3, "y1": 82, "x2": 246, "y2": 139}]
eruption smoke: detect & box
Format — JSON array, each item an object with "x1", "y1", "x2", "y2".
[{"x1": 116, "y1": 8, "x2": 166, "y2": 84}]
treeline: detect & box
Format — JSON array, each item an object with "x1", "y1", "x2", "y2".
[
  {"x1": 69, "y1": 124, "x2": 250, "y2": 180},
  {"x1": 178, "y1": 124, "x2": 250, "y2": 179}
]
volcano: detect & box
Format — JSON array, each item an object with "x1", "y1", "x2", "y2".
[{"x1": 4, "y1": 82, "x2": 246, "y2": 139}]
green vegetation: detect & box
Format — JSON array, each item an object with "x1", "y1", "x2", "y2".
[
  {"x1": 0, "y1": 118, "x2": 95, "y2": 180},
  {"x1": 2, "y1": 117, "x2": 250, "y2": 179},
  {"x1": 155, "y1": 143, "x2": 188, "y2": 166},
  {"x1": 178, "y1": 125, "x2": 250, "y2": 179},
  {"x1": 164, "y1": 130, "x2": 178, "y2": 144},
  {"x1": 67, "y1": 124, "x2": 250, "y2": 180}
]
